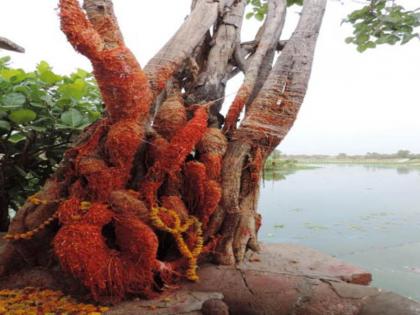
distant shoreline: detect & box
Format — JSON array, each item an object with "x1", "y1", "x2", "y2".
[
  {"x1": 264, "y1": 156, "x2": 420, "y2": 172},
  {"x1": 291, "y1": 157, "x2": 420, "y2": 168}
]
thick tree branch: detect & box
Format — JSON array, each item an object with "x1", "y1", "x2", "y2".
[
  {"x1": 144, "y1": 0, "x2": 219, "y2": 100},
  {"x1": 83, "y1": 0, "x2": 124, "y2": 49},
  {"x1": 0, "y1": 37, "x2": 25, "y2": 53},
  {"x1": 215, "y1": 0, "x2": 327, "y2": 264},
  {"x1": 223, "y1": 0, "x2": 287, "y2": 135},
  {"x1": 239, "y1": 0, "x2": 327, "y2": 147},
  {"x1": 186, "y1": 0, "x2": 247, "y2": 127},
  {"x1": 60, "y1": 0, "x2": 153, "y2": 123}
]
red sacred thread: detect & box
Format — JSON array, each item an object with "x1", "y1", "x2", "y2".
[
  {"x1": 250, "y1": 147, "x2": 264, "y2": 186},
  {"x1": 105, "y1": 119, "x2": 144, "y2": 169},
  {"x1": 222, "y1": 87, "x2": 249, "y2": 134},
  {"x1": 113, "y1": 212, "x2": 159, "y2": 298},
  {"x1": 200, "y1": 180, "x2": 222, "y2": 228},
  {"x1": 146, "y1": 135, "x2": 169, "y2": 168},
  {"x1": 53, "y1": 199, "x2": 158, "y2": 304},
  {"x1": 68, "y1": 119, "x2": 109, "y2": 166},
  {"x1": 92, "y1": 47, "x2": 153, "y2": 123},
  {"x1": 60, "y1": 0, "x2": 153, "y2": 124},
  {"x1": 139, "y1": 107, "x2": 208, "y2": 206},
  {"x1": 84, "y1": 168, "x2": 127, "y2": 202},
  {"x1": 161, "y1": 195, "x2": 189, "y2": 221},
  {"x1": 153, "y1": 93, "x2": 187, "y2": 140},
  {"x1": 183, "y1": 161, "x2": 207, "y2": 213},
  {"x1": 197, "y1": 128, "x2": 227, "y2": 181},
  {"x1": 199, "y1": 154, "x2": 222, "y2": 181}
]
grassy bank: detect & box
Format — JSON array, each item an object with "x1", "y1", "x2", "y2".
[
  {"x1": 264, "y1": 158, "x2": 318, "y2": 172},
  {"x1": 293, "y1": 157, "x2": 420, "y2": 168}
]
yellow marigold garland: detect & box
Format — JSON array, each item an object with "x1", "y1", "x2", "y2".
[
  {"x1": 0, "y1": 287, "x2": 109, "y2": 314},
  {"x1": 3, "y1": 199, "x2": 90, "y2": 241},
  {"x1": 150, "y1": 207, "x2": 203, "y2": 281},
  {"x1": 3, "y1": 212, "x2": 58, "y2": 241},
  {"x1": 27, "y1": 195, "x2": 48, "y2": 206}
]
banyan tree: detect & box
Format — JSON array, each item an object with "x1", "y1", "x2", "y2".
[{"x1": 0, "y1": 0, "x2": 326, "y2": 304}]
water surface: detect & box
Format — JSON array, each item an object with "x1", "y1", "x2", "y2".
[{"x1": 259, "y1": 164, "x2": 420, "y2": 301}]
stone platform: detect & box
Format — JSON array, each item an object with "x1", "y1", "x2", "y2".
[
  {"x1": 107, "y1": 243, "x2": 420, "y2": 314},
  {"x1": 1, "y1": 241, "x2": 419, "y2": 314}
]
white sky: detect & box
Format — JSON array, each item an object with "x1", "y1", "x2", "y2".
[{"x1": 0, "y1": 0, "x2": 419, "y2": 155}]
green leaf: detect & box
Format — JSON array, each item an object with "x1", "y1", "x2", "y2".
[
  {"x1": 30, "y1": 102, "x2": 46, "y2": 109},
  {"x1": 345, "y1": 37, "x2": 354, "y2": 44},
  {"x1": 255, "y1": 12, "x2": 265, "y2": 21},
  {"x1": 58, "y1": 79, "x2": 87, "y2": 100},
  {"x1": 357, "y1": 44, "x2": 368, "y2": 53},
  {"x1": 0, "y1": 68, "x2": 26, "y2": 83},
  {"x1": 61, "y1": 108, "x2": 83, "y2": 127},
  {"x1": 365, "y1": 41, "x2": 376, "y2": 49},
  {"x1": 71, "y1": 68, "x2": 89, "y2": 80},
  {"x1": 0, "y1": 56, "x2": 11, "y2": 67},
  {"x1": 386, "y1": 34, "x2": 400, "y2": 45},
  {"x1": 30, "y1": 126, "x2": 47, "y2": 132},
  {"x1": 37, "y1": 61, "x2": 62, "y2": 84},
  {"x1": 9, "y1": 109, "x2": 37, "y2": 124},
  {"x1": 1, "y1": 92, "x2": 26, "y2": 109},
  {"x1": 246, "y1": 12, "x2": 254, "y2": 19},
  {"x1": 401, "y1": 33, "x2": 417, "y2": 45},
  {"x1": 8, "y1": 133, "x2": 26, "y2": 144},
  {"x1": 0, "y1": 120, "x2": 11, "y2": 131},
  {"x1": 356, "y1": 32, "x2": 369, "y2": 44}
]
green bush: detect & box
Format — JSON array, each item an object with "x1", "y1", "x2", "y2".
[{"x1": 0, "y1": 56, "x2": 102, "y2": 226}]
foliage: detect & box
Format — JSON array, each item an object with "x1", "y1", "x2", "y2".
[
  {"x1": 246, "y1": 0, "x2": 419, "y2": 52},
  {"x1": 245, "y1": 0, "x2": 302, "y2": 21},
  {"x1": 0, "y1": 56, "x2": 102, "y2": 213},
  {"x1": 344, "y1": 0, "x2": 420, "y2": 52}
]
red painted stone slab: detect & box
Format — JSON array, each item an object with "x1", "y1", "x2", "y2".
[{"x1": 240, "y1": 243, "x2": 372, "y2": 285}]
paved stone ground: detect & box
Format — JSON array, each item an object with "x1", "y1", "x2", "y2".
[
  {"x1": 1, "y1": 239, "x2": 419, "y2": 314},
  {"x1": 105, "y1": 243, "x2": 420, "y2": 314}
]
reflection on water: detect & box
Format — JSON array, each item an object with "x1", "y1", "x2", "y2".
[
  {"x1": 259, "y1": 164, "x2": 420, "y2": 301},
  {"x1": 263, "y1": 170, "x2": 287, "y2": 181}
]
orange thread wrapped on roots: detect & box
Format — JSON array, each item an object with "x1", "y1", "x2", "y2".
[
  {"x1": 161, "y1": 195, "x2": 189, "y2": 221},
  {"x1": 59, "y1": 0, "x2": 104, "y2": 58},
  {"x1": 146, "y1": 135, "x2": 169, "y2": 168},
  {"x1": 105, "y1": 119, "x2": 144, "y2": 169},
  {"x1": 223, "y1": 88, "x2": 250, "y2": 134},
  {"x1": 69, "y1": 119, "x2": 109, "y2": 164},
  {"x1": 139, "y1": 107, "x2": 208, "y2": 205},
  {"x1": 114, "y1": 212, "x2": 159, "y2": 297},
  {"x1": 199, "y1": 153, "x2": 222, "y2": 181},
  {"x1": 54, "y1": 200, "x2": 158, "y2": 303},
  {"x1": 93, "y1": 47, "x2": 153, "y2": 123},
  {"x1": 77, "y1": 156, "x2": 108, "y2": 176},
  {"x1": 183, "y1": 161, "x2": 207, "y2": 213},
  {"x1": 197, "y1": 128, "x2": 227, "y2": 181},
  {"x1": 159, "y1": 107, "x2": 208, "y2": 175},
  {"x1": 154, "y1": 93, "x2": 187, "y2": 140},
  {"x1": 60, "y1": 0, "x2": 153, "y2": 124},
  {"x1": 85, "y1": 167, "x2": 128, "y2": 201},
  {"x1": 200, "y1": 180, "x2": 222, "y2": 228},
  {"x1": 197, "y1": 128, "x2": 228, "y2": 156}
]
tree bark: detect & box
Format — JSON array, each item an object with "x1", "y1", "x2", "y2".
[
  {"x1": 0, "y1": 37, "x2": 25, "y2": 53},
  {"x1": 214, "y1": 0, "x2": 327, "y2": 264}
]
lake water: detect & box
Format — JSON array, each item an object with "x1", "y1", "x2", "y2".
[{"x1": 259, "y1": 164, "x2": 420, "y2": 301}]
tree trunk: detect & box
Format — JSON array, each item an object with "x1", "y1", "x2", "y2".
[{"x1": 0, "y1": 0, "x2": 327, "y2": 304}]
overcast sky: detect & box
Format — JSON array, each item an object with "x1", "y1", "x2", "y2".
[{"x1": 1, "y1": 0, "x2": 419, "y2": 155}]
